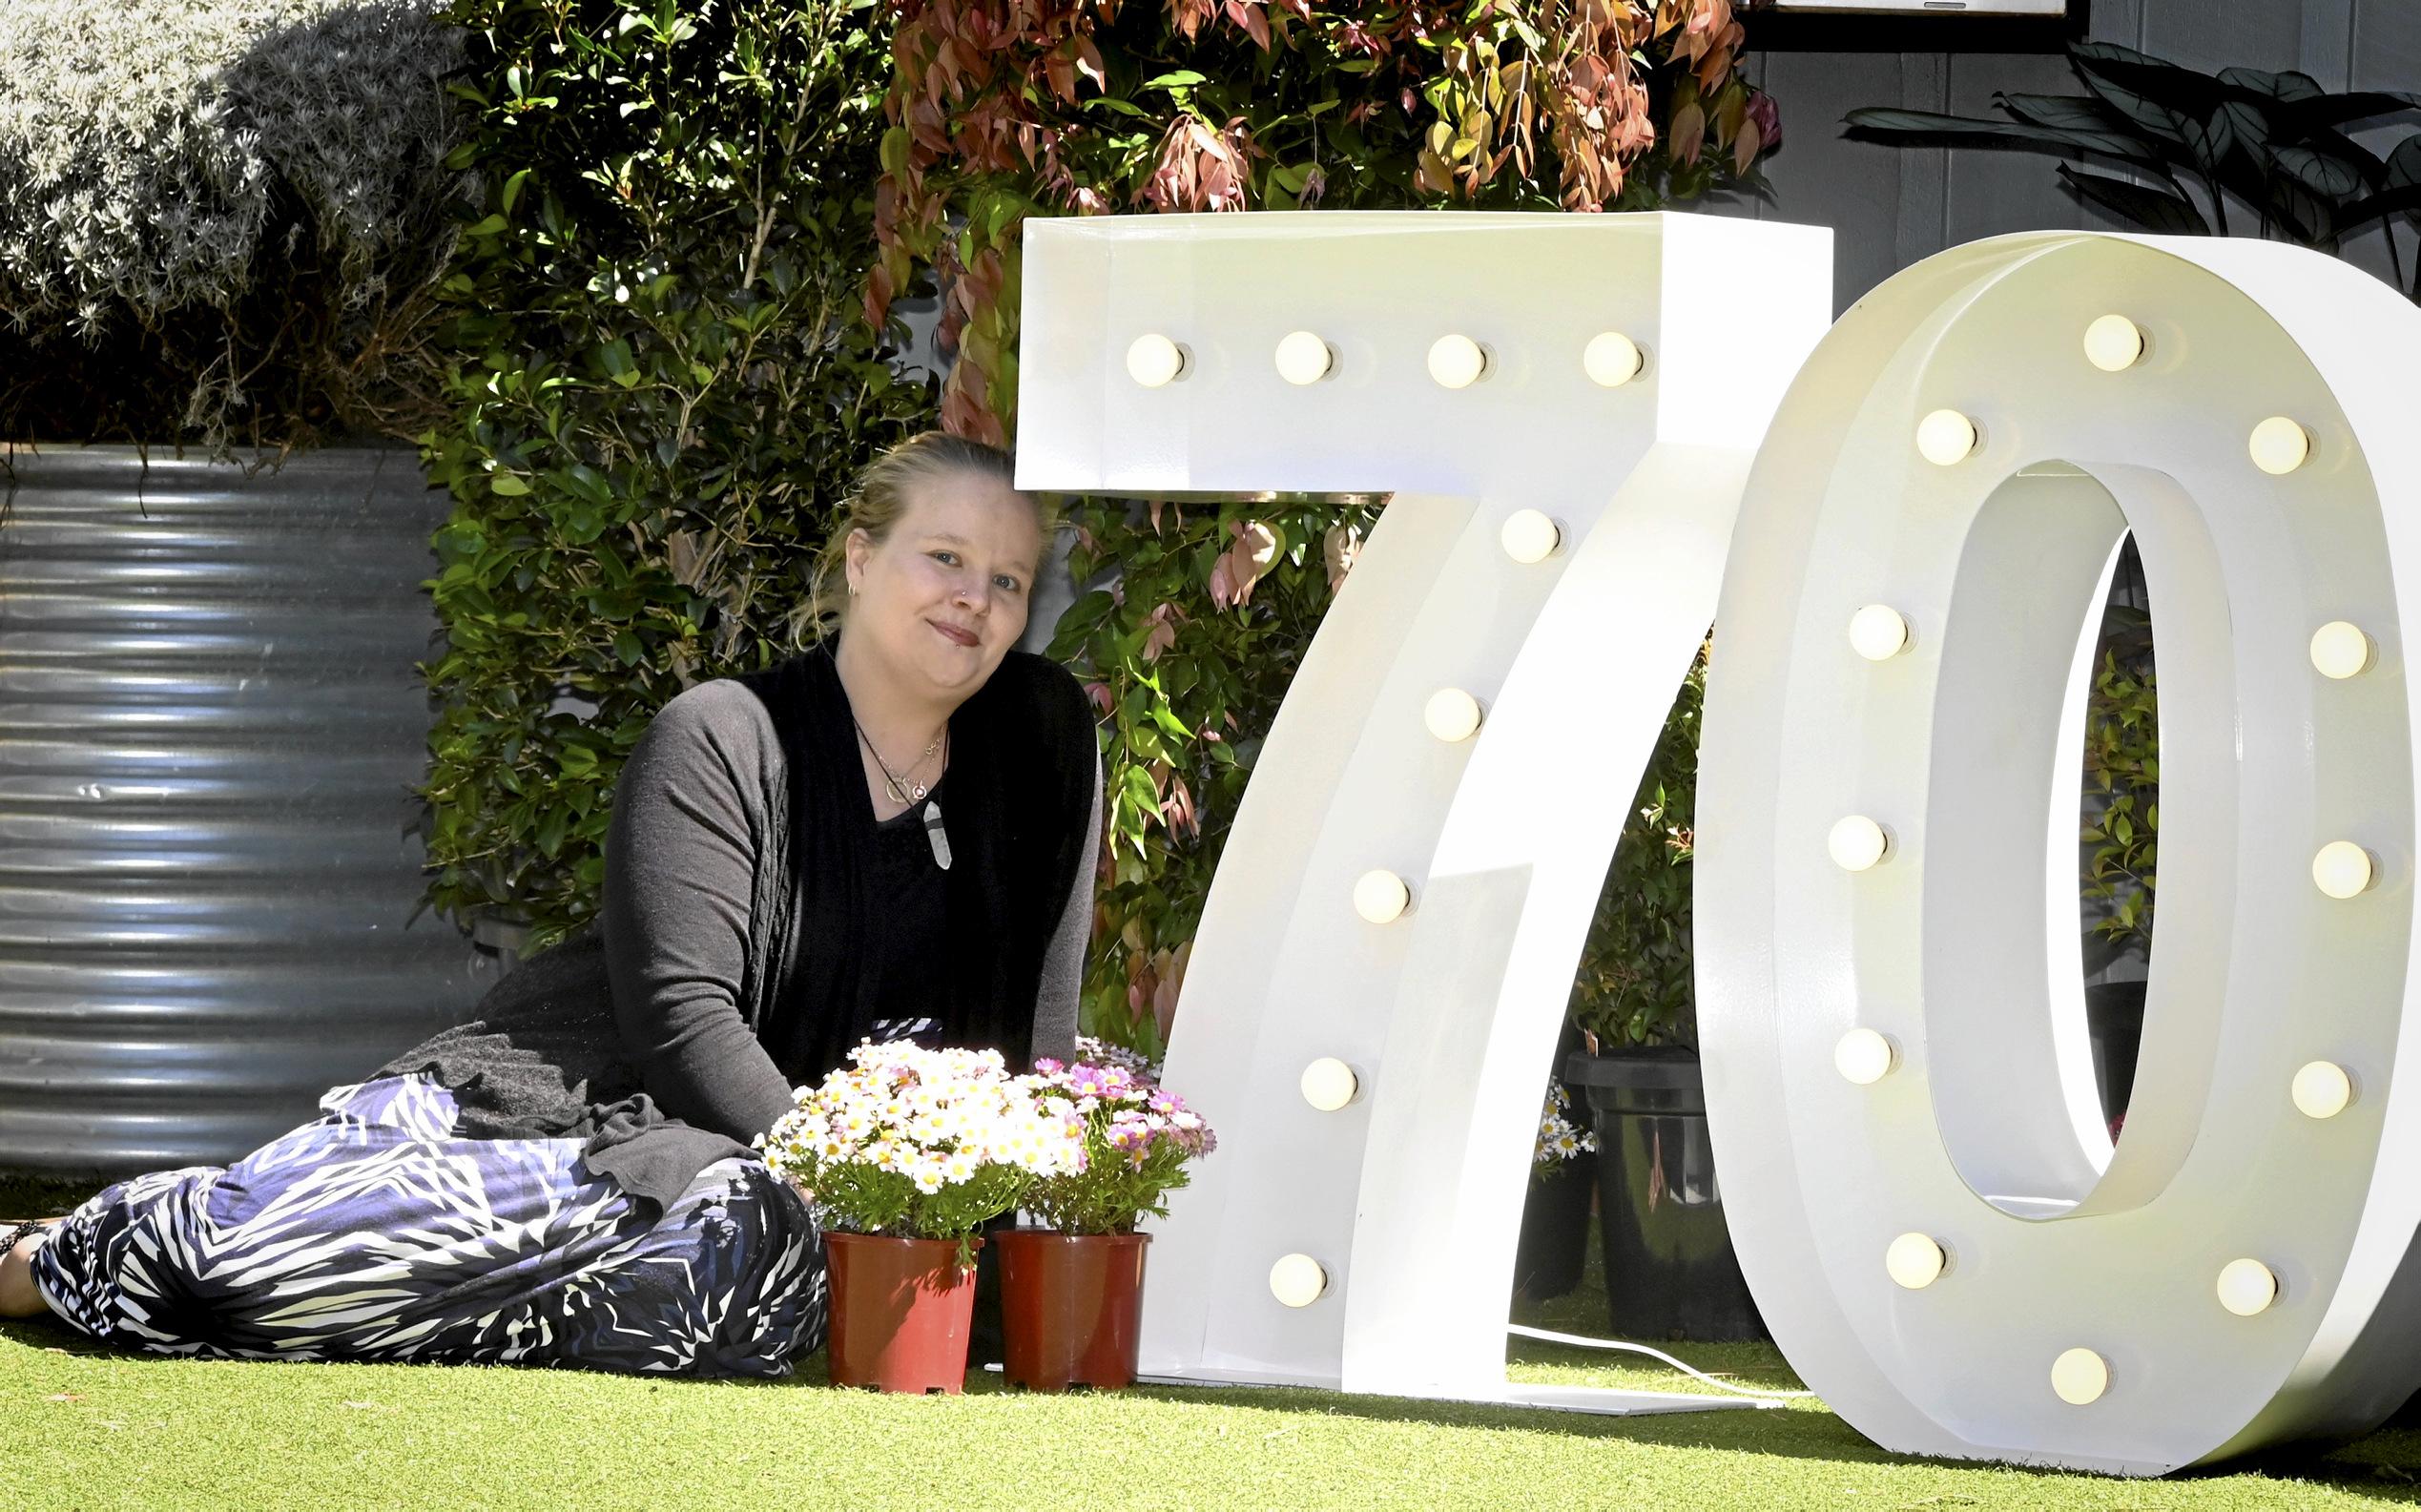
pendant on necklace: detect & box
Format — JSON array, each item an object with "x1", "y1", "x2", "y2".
[{"x1": 921, "y1": 800, "x2": 953, "y2": 870}]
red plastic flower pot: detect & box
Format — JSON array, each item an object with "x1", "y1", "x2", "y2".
[
  {"x1": 996, "y1": 1230, "x2": 1150, "y2": 1391},
  {"x1": 823, "y1": 1232, "x2": 982, "y2": 1394}
]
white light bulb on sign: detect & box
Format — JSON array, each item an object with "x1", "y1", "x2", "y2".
[
  {"x1": 2310, "y1": 622, "x2": 2373, "y2": 679},
  {"x1": 2082, "y1": 314, "x2": 2146, "y2": 372},
  {"x1": 1426, "y1": 335, "x2": 1490, "y2": 389},
  {"x1": 1352, "y1": 869, "x2": 1411, "y2": 924},
  {"x1": 2292, "y1": 1061, "x2": 2355, "y2": 1120},
  {"x1": 1915, "y1": 409, "x2": 1979, "y2": 466},
  {"x1": 1270, "y1": 1253, "x2": 1328, "y2": 1308},
  {"x1": 1847, "y1": 605, "x2": 1911, "y2": 661},
  {"x1": 2051, "y1": 1349, "x2": 2111, "y2": 1406},
  {"x1": 2217, "y1": 1259, "x2": 2279, "y2": 1317},
  {"x1": 1583, "y1": 331, "x2": 1645, "y2": 387},
  {"x1": 2249, "y1": 416, "x2": 2311, "y2": 475},
  {"x1": 1300, "y1": 1058, "x2": 1360, "y2": 1112},
  {"x1": 2312, "y1": 841, "x2": 2374, "y2": 899},
  {"x1": 1827, "y1": 816, "x2": 1891, "y2": 872},
  {"x1": 1499, "y1": 509, "x2": 1562, "y2": 564},
  {"x1": 1274, "y1": 331, "x2": 1334, "y2": 385},
  {"x1": 1125, "y1": 334, "x2": 1189, "y2": 388},
  {"x1": 1834, "y1": 1028, "x2": 1898, "y2": 1086},
  {"x1": 1885, "y1": 1232, "x2": 1947, "y2": 1290},
  {"x1": 1422, "y1": 688, "x2": 1483, "y2": 743}
]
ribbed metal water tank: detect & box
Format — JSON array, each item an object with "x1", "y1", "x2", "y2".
[{"x1": 0, "y1": 445, "x2": 491, "y2": 1175}]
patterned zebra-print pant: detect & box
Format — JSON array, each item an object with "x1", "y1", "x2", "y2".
[{"x1": 27, "y1": 1074, "x2": 825, "y2": 1377}]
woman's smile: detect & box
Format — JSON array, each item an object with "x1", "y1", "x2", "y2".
[{"x1": 928, "y1": 618, "x2": 980, "y2": 649}]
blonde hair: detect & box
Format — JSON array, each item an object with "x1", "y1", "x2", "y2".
[{"x1": 799, "y1": 430, "x2": 1049, "y2": 646}]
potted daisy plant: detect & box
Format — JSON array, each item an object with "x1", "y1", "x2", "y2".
[
  {"x1": 758, "y1": 1040, "x2": 1083, "y2": 1393},
  {"x1": 996, "y1": 1038, "x2": 1217, "y2": 1391}
]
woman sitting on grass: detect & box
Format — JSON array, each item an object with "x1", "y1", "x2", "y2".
[{"x1": 0, "y1": 431, "x2": 1102, "y2": 1377}]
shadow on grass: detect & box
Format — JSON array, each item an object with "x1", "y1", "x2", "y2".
[{"x1": 0, "y1": 1173, "x2": 107, "y2": 1219}]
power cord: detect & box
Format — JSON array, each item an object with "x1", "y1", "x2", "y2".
[{"x1": 1506, "y1": 1322, "x2": 1818, "y2": 1401}]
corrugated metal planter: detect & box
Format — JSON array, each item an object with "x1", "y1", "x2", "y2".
[{"x1": 0, "y1": 445, "x2": 491, "y2": 1175}]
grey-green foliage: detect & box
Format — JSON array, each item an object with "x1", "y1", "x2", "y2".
[{"x1": 0, "y1": 0, "x2": 469, "y2": 448}]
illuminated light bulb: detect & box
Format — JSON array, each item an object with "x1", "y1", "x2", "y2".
[
  {"x1": 2051, "y1": 1348, "x2": 2111, "y2": 1406},
  {"x1": 1500, "y1": 509, "x2": 1562, "y2": 564},
  {"x1": 1300, "y1": 1058, "x2": 1360, "y2": 1112},
  {"x1": 1915, "y1": 408, "x2": 1979, "y2": 466},
  {"x1": 2082, "y1": 314, "x2": 2146, "y2": 372},
  {"x1": 2312, "y1": 840, "x2": 2374, "y2": 899},
  {"x1": 2310, "y1": 621, "x2": 2374, "y2": 679},
  {"x1": 1848, "y1": 605, "x2": 1911, "y2": 662},
  {"x1": 1352, "y1": 869, "x2": 1411, "y2": 924},
  {"x1": 1422, "y1": 688, "x2": 1484, "y2": 743},
  {"x1": 2217, "y1": 1258, "x2": 2280, "y2": 1317},
  {"x1": 1274, "y1": 331, "x2": 1335, "y2": 385},
  {"x1": 1828, "y1": 816, "x2": 1891, "y2": 872},
  {"x1": 1583, "y1": 331, "x2": 1645, "y2": 387},
  {"x1": 1426, "y1": 334, "x2": 1490, "y2": 389},
  {"x1": 1885, "y1": 1232, "x2": 1947, "y2": 1290},
  {"x1": 2292, "y1": 1060, "x2": 2355, "y2": 1120},
  {"x1": 1125, "y1": 334, "x2": 1189, "y2": 388},
  {"x1": 1270, "y1": 1253, "x2": 1329, "y2": 1308},
  {"x1": 1834, "y1": 1028, "x2": 1898, "y2": 1086},
  {"x1": 2249, "y1": 416, "x2": 2312, "y2": 475}
]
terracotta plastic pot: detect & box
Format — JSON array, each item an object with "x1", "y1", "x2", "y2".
[
  {"x1": 996, "y1": 1230, "x2": 1150, "y2": 1391},
  {"x1": 823, "y1": 1232, "x2": 982, "y2": 1393}
]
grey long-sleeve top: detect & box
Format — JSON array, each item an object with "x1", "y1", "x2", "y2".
[
  {"x1": 377, "y1": 672, "x2": 1101, "y2": 1211},
  {"x1": 596, "y1": 678, "x2": 1099, "y2": 1147}
]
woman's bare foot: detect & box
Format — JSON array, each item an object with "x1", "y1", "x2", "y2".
[{"x1": 0, "y1": 1224, "x2": 57, "y2": 1318}]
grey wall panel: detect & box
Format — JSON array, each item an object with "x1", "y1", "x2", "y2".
[
  {"x1": 1750, "y1": 0, "x2": 2418, "y2": 312},
  {"x1": 2140, "y1": 0, "x2": 2305, "y2": 72},
  {"x1": 1941, "y1": 51, "x2": 2112, "y2": 248},
  {"x1": 0, "y1": 446, "x2": 491, "y2": 1175},
  {"x1": 1758, "y1": 50, "x2": 1940, "y2": 311},
  {"x1": 2346, "y1": 0, "x2": 2421, "y2": 295}
]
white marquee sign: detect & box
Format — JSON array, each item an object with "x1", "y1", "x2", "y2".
[{"x1": 1014, "y1": 212, "x2": 2421, "y2": 1476}]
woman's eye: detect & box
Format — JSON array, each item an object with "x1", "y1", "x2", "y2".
[
  {"x1": 930, "y1": 550, "x2": 958, "y2": 566},
  {"x1": 995, "y1": 575, "x2": 1024, "y2": 592}
]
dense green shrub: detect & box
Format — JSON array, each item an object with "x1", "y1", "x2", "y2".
[
  {"x1": 414, "y1": 0, "x2": 933, "y2": 948},
  {"x1": 0, "y1": 0, "x2": 469, "y2": 451},
  {"x1": 875, "y1": 0, "x2": 1779, "y2": 1052}
]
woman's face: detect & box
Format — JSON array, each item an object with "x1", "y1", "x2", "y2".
[{"x1": 842, "y1": 468, "x2": 1043, "y2": 704}]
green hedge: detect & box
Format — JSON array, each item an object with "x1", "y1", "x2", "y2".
[{"x1": 414, "y1": 0, "x2": 933, "y2": 948}]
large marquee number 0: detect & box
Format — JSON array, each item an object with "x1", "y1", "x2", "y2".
[{"x1": 1016, "y1": 214, "x2": 2421, "y2": 1476}]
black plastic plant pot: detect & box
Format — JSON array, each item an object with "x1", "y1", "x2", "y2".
[
  {"x1": 2084, "y1": 980, "x2": 2146, "y2": 1132},
  {"x1": 1511, "y1": 1143, "x2": 1596, "y2": 1303},
  {"x1": 1564, "y1": 1046, "x2": 1768, "y2": 1343}
]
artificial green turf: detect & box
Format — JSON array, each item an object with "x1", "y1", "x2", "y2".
[{"x1": 10, "y1": 1183, "x2": 2421, "y2": 1509}]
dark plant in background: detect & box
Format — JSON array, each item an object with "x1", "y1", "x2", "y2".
[
  {"x1": 1845, "y1": 40, "x2": 2421, "y2": 295},
  {"x1": 0, "y1": 0, "x2": 470, "y2": 454},
  {"x1": 1567, "y1": 637, "x2": 1707, "y2": 1050},
  {"x1": 878, "y1": 0, "x2": 1780, "y2": 1053},
  {"x1": 415, "y1": 0, "x2": 932, "y2": 948},
  {"x1": 2080, "y1": 547, "x2": 2157, "y2": 975}
]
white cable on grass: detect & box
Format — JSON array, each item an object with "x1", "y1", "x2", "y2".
[{"x1": 1506, "y1": 1323, "x2": 1818, "y2": 1401}]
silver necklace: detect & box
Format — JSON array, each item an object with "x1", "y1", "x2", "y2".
[
  {"x1": 853, "y1": 718, "x2": 945, "y2": 803},
  {"x1": 852, "y1": 718, "x2": 955, "y2": 870}
]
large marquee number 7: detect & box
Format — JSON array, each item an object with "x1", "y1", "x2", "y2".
[
  {"x1": 1017, "y1": 213, "x2": 2421, "y2": 1475},
  {"x1": 1015, "y1": 212, "x2": 1832, "y2": 1421}
]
